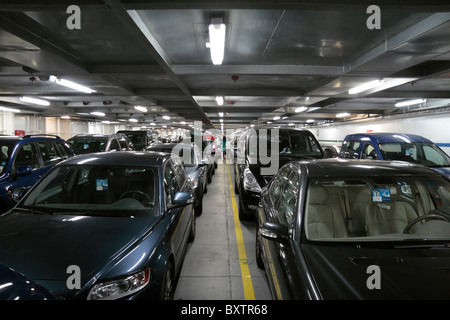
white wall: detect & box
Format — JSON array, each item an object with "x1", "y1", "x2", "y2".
[{"x1": 310, "y1": 111, "x2": 450, "y2": 155}]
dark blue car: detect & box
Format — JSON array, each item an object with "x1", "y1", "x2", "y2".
[
  {"x1": 0, "y1": 264, "x2": 57, "y2": 300},
  {"x1": 0, "y1": 151, "x2": 195, "y2": 300},
  {"x1": 339, "y1": 132, "x2": 450, "y2": 179},
  {"x1": 0, "y1": 134, "x2": 75, "y2": 213}
]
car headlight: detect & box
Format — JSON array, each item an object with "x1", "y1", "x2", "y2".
[
  {"x1": 243, "y1": 168, "x2": 261, "y2": 193},
  {"x1": 190, "y1": 178, "x2": 199, "y2": 188},
  {"x1": 87, "y1": 268, "x2": 150, "y2": 300}
]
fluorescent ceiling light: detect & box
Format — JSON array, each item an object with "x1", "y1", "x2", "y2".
[
  {"x1": 218, "y1": 112, "x2": 224, "y2": 117},
  {"x1": 162, "y1": 115, "x2": 170, "y2": 120},
  {"x1": 273, "y1": 116, "x2": 281, "y2": 120},
  {"x1": 49, "y1": 76, "x2": 95, "y2": 94},
  {"x1": 180, "y1": 121, "x2": 186, "y2": 125},
  {"x1": 61, "y1": 115, "x2": 70, "y2": 119},
  {"x1": 208, "y1": 18, "x2": 226, "y2": 65},
  {"x1": 215, "y1": 96, "x2": 224, "y2": 105},
  {"x1": 134, "y1": 106, "x2": 148, "y2": 112},
  {"x1": 348, "y1": 79, "x2": 383, "y2": 94},
  {"x1": 288, "y1": 123, "x2": 295, "y2": 126},
  {"x1": 336, "y1": 112, "x2": 350, "y2": 118},
  {"x1": 150, "y1": 122, "x2": 156, "y2": 125},
  {"x1": 219, "y1": 119, "x2": 223, "y2": 123},
  {"x1": 395, "y1": 99, "x2": 426, "y2": 107},
  {"x1": 295, "y1": 106, "x2": 307, "y2": 113},
  {"x1": 20, "y1": 96, "x2": 50, "y2": 106},
  {"x1": 267, "y1": 121, "x2": 272, "y2": 124},
  {"x1": 306, "y1": 119, "x2": 315, "y2": 123},
  {"x1": 129, "y1": 118, "x2": 138, "y2": 122},
  {"x1": 90, "y1": 111, "x2": 105, "y2": 117},
  {"x1": 0, "y1": 106, "x2": 21, "y2": 113}
]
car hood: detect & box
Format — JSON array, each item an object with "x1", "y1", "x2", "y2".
[
  {"x1": 302, "y1": 243, "x2": 450, "y2": 299},
  {"x1": 0, "y1": 211, "x2": 159, "y2": 296}
]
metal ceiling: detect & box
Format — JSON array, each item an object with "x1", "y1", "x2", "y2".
[{"x1": 0, "y1": 0, "x2": 449, "y2": 132}]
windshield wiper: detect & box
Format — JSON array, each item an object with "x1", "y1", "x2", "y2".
[{"x1": 394, "y1": 242, "x2": 450, "y2": 249}]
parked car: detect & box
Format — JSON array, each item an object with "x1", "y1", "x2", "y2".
[
  {"x1": 256, "y1": 158, "x2": 450, "y2": 299},
  {"x1": 0, "y1": 151, "x2": 196, "y2": 300},
  {"x1": 0, "y1": 134, "x2": 75, "y2": 214},
  {"x1": 0, "y1": 264, "x2": 57, "y2": 300},
  {"x1": 146, "y1": 143, "x2": 208, "y2": 215},
  {"x1": 67, "y1": 133, "x2": 134, "y2": 155},
  {"x1": 201, "y1": 140, "x2": 216, "y2": 183},
  {"x1": 339, "y1": 132, "x2": 450, "y2": 179},
  {"x1": 117, "y1": 130, "x2": 160, "y2": 151},
  {"x1": 234, "y1": 128, "x2": 324, "y2": 220}
]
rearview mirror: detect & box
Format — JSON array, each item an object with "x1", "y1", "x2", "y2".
[
  {"x1": 259, "y1": 222, "x2": 289, "y2": 244},
  {"x1": 15, "y1": 165, "x2": 32, "y2": 177},
  {"x1": 12, "y1": 187, "x2": 27, "y2": 202},
  {"x1": 168, "y1": 191, "x2": 194, "y2": 209}
]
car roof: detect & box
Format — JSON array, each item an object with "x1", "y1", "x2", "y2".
[
  {"x1": 60, "y1": 151, "x2": 171, "y2": 166},
  {"x1": 0, "y1": 135, "x2": 66, "y2": 143},
  {"x1": 291, "y1": 158, "x2": 438, "y2": 178},
  {"x1": 343, "y1": 132, "x2": 432, "y2": 144},
  {"x1": 147, "y1": 143, "x2": 194, "y2": 150}
]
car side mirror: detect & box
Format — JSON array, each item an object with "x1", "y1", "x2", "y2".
[
  {"x1": 15, "y1": 165, "x2": 33, "y2": 177},
  {"x1": 12, "y1": 187, "x2": 27, "y2": 202},
  {"x1": 168, "y1": 191, "x2": 194, "y2": 209},
  {"x1": 259, "y1": 222, "x2": 289, "y2": 244}
]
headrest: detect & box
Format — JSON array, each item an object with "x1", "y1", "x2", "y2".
[{"x1": 309, "y1": 184, "x2": 329, "y2": 204}]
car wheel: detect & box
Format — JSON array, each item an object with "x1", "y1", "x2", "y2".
[
  {"x1": 256, "y1": 219, "x2": 264, "y2": 269},
  {"x1": 207, "y1": 170, "x2": 212, "y2": 183},
  {"x1": 160, "y1": 261, "x2": 174, "y2": 300},
  {"x1": 188, "y1": 209, "x2": 196, "y2": 242},
  {"x1": 195, "y1": 197, "x2": 203, "y2": 216}
]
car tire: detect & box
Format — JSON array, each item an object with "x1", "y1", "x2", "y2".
[
  {"x1": 195, "y1": 197, "x2": 203, "y2": 216},
  {"x1": 255, "y1": 219, "x2": 265, "y2": 269},
  {"x1": 160, "y1": 261, "x2": 174, "y2": 300},
  {"x1": 188, "y1": 209, "x2": 196, "y2": 242},
  {"x1": 207, "y1": 170, "x2": 212, "y2": 183}
]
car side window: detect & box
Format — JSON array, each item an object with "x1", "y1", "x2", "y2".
[
  {"x1": 276, "y1": 170, "x2": 299, "y2": 227},
  {"x1": 362, "y1": 143, "x2": 378, "y2": 159},
  {"x1": 269, "y1": 165, "x2": 292, "y2": 206},
  {"x1": 109, "y1": 138, "x2": 120, "y2": 151},
  {"x1": 55, "y1": 142, "x2": 72, "y2": 159},
  {"x1": 172, "y1": 157, "x2": 187, "y2": 186},
  {"x1": 38, "y1": 141, "x2": 62, "y2": 166},
  {"x1": 14, "y1": 143, "x2": 40, "y2": 169},
  {"x1": 164, "y1": 161, "x2": 180, "y2": 203},
  {"x1": 118, "y1": 138, "x2": 128, "y2": 150}
]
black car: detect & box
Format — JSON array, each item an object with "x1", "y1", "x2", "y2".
[
  {"x1": 146, "y1": 143, "x2": 208, "y2": 215},
  {"x1": 256, "y1": 159, "x2": 450, "y2": 299},
  {"x1": 0, "y1": 152, "x2": 195, "y2": 300},
  {"x1": 234, "y1": 128, "x2": 324, "y2": 220},
  {"x1": 67, "y1": 133, "x2": 134, "y2": 154},
  {"x1": 117, "y1": 130, "x2": 159, "y2": 151}
]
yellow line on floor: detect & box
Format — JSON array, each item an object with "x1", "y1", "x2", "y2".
[{"x1": 226, "y1": 163, "x2": 256, "y2": 300}]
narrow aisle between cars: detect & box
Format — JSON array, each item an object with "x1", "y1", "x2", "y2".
[{"x1": 174, "y1": 163, "x2": 271, "y2": 300}]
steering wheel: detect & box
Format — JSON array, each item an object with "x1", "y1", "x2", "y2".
[
  {"x1": 119, "y1": 190, "x2": 152, "y2": 204},
  {"x1": 403, "y1": 214, "x2": 449, "y2": 234}
]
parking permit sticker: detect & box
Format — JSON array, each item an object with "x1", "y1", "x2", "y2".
[
  {"x1": 96, "y1": 179, "x2": 108, "y2": 191},
  {"x1": 372, "y1": 188, "x2": 390, "y2": 202}
]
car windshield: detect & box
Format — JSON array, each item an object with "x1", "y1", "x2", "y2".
[
  {"x1": 68, "y1": 138, "x2": 107, "y2": 154},
  {"x1": 120, "y1": 132, "x2": 147, "y2": 146},
  {"x1": 251, "y1": 130, "x2": 323, "y2": 159},
  {"x1": 379, "y1": 142, "x2": 450, "y2": 167},
  {"x1": 0, "y1": 143, "x2": 14, "y2": 175},
  {"x1": 19, "y1": 165, "x2": 159, "y2": 217},
  {"x1": 304, "y1": 175, "x2": 450, "y2": 242}
]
